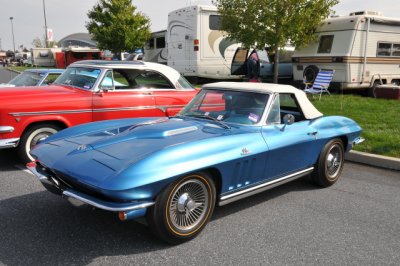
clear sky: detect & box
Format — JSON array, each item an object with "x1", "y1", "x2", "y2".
[{"x1": 0, "y1": 0, "x2": 399, "y2": 51}]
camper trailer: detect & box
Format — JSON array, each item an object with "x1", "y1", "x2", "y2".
[
  {"x1": 144, "y1": 30, "x2": 167, "y2": 64},
  {"x1": 166, "y1": 5, "x2": 241, "y2": 80},
  {"x1": 31, "y1": 48, "x2": 62, "y2": 67},
  {"x1": 292, "y1": 11, "x2": 400, "y2": 94}
]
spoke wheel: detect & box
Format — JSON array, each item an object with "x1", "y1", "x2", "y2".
[
  {"x1": 147, "y1": 172, "x2": 215, "y2": 244},
  {"x1": 168, "y1": 179, "x2": 209, "y2": 233}
]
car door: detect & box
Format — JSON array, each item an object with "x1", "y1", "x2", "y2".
[
  {"x1": 92, "y1": 69, "x2": 157, "y2": 121},
  {"x1": 261, "y1": 93, "x2": 319, "y2": 179}
]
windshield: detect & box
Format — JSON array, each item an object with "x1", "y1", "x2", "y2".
[
  {"x1": 8, "y1": 71, "x2": 41, "y2": 86},
  {"x1": 179, "y1": 89, "x2": 269, "y2": 125},
  {"x1": 54, "y1": 67, "x2": 101, "y2": 90}
]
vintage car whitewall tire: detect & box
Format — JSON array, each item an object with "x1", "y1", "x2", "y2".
[
  {"x1": 312, "y1": 138, "x2": 344, "y2": 187},
  {"x1": 17, "y1": 124, "x2": 61, "y2": 163},
  {"x1": 147, "y1": 172, "x2": 216, "y2": 244}
]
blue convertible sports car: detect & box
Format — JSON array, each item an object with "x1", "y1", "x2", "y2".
[{"x1": 28, "y1": 82, "x2": 364, "y2": 244}]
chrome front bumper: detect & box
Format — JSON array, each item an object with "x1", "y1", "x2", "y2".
[{"x1": 26, "y1": 162, "x2": 154, "y2": 215}]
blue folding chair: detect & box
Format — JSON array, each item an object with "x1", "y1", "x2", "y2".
[{"x1": 304, "y1": 69, "x2": 334, "y2": 100}]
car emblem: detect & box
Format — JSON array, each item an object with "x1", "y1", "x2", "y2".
[
  {"x1": 241, "y1": 148, "x2": 251, "y2": 156},
  {"x1": 77, "y1": 144, "x2": 87, "y2": 151}
]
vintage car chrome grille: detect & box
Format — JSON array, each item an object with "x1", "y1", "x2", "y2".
[{"x1": 37, "y1": 162, "x2": 119, "y2": 202}]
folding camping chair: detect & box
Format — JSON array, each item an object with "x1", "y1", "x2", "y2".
[{"x1": 304, "y1": 69, "x2": 335, "y2": 100}]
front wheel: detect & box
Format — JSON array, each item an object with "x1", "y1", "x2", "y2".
[
  {"x1": 147, "y1": 172, "x2": 216, "y2": 244},
  {"x1": 312, "y1": 139, "x2": 344, "y2": 187},
  {"x1": 17, "y1": 124, "x2": 61, "y2": 163}
]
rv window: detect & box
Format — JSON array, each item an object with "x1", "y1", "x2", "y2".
[
  {"x1": 232, "y1": 49, "x2": 248, "y2": 64},
  {"x1": 209, "y1": 15, "x2": 221, "y2": 30},
  {"x1": 377, "y1": 42, "x2": 391, "y2": 56},
  {"x1": 156, "y1": 37, "x2": 166, "y2": 49},
  {"x1": 392, "y1": 44, "x2": 400, "y2": 56},
  {"x1": 317, "y1": 35, "x2": 334, "y2": 54}
]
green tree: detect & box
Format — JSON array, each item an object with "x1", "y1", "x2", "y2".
[
  {"x1": 86, "y1": 0, "x2": 151, "y2": 58},
  {"x1": 31, "y1": 36, "x2": 57, "y2": 48},
  {"x1": 31, "y1": 37, "x2": 44, "y2": 48},
  {"x1": 214, "y1": 0, "x2": 339, "y2": 83}
]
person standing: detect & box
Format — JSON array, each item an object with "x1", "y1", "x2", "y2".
[{"x1": 247, "y1": 51, "x2": 260, "y2": 82}]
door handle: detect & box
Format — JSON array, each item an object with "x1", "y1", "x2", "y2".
[
  {"x1": 307, "y1": 131, "x2": 318, "y2": 136},
  {"x1": 141, "y1": 91, "x2": 153, "y2": 95}
]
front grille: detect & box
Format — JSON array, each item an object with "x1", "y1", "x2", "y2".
[{"x1": 37, "y1": 162, "x2": 118, "y2": 202}]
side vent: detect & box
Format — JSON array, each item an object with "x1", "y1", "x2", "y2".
[{"x1": 231, "y1": 159, "x2": 257, "y2": 189}]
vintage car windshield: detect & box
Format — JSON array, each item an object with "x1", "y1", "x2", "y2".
[
  {"x1": 179, "y1": 89, "x2": 269, "y2": 125},
  {"x1": 8, "y1": 71, "x2": 42, "y2": 86},
  {"x1": 54, "y1": 67, "x2": 101, "y2": 90}
]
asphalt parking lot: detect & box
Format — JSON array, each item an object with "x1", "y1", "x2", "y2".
[{"x1": 1, "y1": 148, "x2": 399, "y2": 265}]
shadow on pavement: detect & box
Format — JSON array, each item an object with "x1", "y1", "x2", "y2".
[{"x1": 0, "y1": 191, "x2": 169, "y2": 265}]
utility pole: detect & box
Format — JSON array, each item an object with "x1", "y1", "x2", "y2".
[
  {"x1": 43, "y1": 0, "x2": 48, "y2": 48},
  {"x1": 9, "y1": 17, "x2": 16, "y2": 53}
]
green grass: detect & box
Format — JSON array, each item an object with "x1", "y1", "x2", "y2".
[
  {"x1": 8, "y1": 66, "x2": 47, "y2": 72},
  {"x1": 310, "y1": 94, "x2": 400, "y2": 158}
]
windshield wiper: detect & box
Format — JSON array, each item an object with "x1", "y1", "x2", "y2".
[{"x1": 190, "y1": 114, "x2": 231, "y2": 129}]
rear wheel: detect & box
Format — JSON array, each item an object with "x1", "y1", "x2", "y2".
[
  {"x1": 17, "y1": 123, "x2": 61, "y2": 163},
  {"x1": 312, "y1": 138, "x2": 344, "y2": 187},
  {"x1": 147, "y1": 172, "x2": 216, "y2": 244}
]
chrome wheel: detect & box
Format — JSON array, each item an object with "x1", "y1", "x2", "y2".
[
  {"x1": 168, "y1": 179, "x2": 209, "y2": 232},
  {"x1": 147, "y1": 172, "x2": 215, "y2": 244},
  {"x1": 326, "y1": 144, "x2": 342, "y2": 179},
  {"x1": 312, "y1": 138, "x2": 344, "y2": 188}
]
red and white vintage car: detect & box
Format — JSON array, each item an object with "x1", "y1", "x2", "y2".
[{"x1": 0, "y1": 60, "x2": 197, "y2": 162}]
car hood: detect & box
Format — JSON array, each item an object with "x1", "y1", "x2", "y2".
[
  {"x1": 31, "y1": 117, "x2": 248, "y2": 190},
  {"x1": 0, "y1": 84, "x2": 79, "y2": 101}
]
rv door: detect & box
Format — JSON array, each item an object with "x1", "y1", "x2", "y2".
[
  {"x1": 231, "y1": 48, "x2": 250, "y2": 75},
  {"x1": 231, "y1": 48, "x2": 268, "y2": 75}
]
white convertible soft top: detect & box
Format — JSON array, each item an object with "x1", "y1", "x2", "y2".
[{"x1": 202, "y1": 82, "x2": 323, "y2": 120}]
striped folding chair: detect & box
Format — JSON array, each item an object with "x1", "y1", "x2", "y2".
[{"x1": 304, "y1": 69, "x2": 334, "y2": 100}]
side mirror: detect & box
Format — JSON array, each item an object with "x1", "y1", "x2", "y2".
[
  {"x1": 282, "y1": 114, "x2": 295, "y2": 125},
  {"x1": 280, "y1": 114, "x2": 295, "y2": 132},
  {"x1": 99, "y1": 85, "x2": 114, "y2": 92}
]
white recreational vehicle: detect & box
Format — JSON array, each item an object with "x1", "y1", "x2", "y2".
[
  {"x1": 145, "y1": 5, "x2": 292, "y2": 81},
  {"x1": 166, "y1": 5, "x2": 241, "y2": 80},
  {"x1": 292, "y1": 11, "x2": 400, "y2": 94}
]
